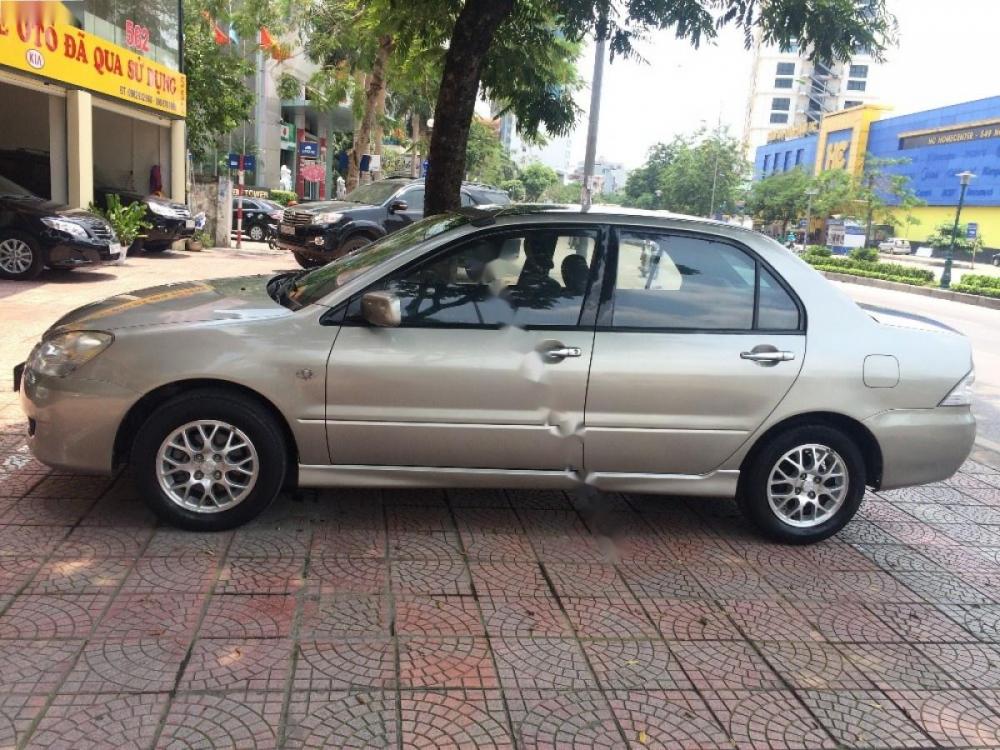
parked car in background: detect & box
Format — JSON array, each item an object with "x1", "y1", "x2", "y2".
[
  {"x1": 0, "y1": 174, "x2": 121, "y2": 280},
  {"x1": 0, "y1": 148, "x2": 193, "y2": 252},
  {"x1": 18, "y1": 206, "x2": 975, "y2": 543},
  {"x1": 878, "y1": 238, "x2": 913, "y2": 255},
  {"x1": 277, "y1": 177, "x2": 510, "y2": 268},
  {"x1": 231, "y1": 197, "x2": 284, "y2": 242}
]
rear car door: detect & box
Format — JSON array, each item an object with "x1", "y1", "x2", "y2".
[
  {"x1": 585, "y1": 227, "x2": 806, "y2": 476},
  {"x1": 324, "y1": 224, "x2": 605, "y2": 471}
]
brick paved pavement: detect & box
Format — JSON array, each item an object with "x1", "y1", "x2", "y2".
[{"x1": 1, "y1": 250, "x2": 1000, "y2": 748}]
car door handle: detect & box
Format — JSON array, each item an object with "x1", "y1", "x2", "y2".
[
  {"x1": 740, "y1": 349, "x2": 795, "y2": 363},
  {"x1": 541, "y1": 346, "x2": 583, "y2": 362}
]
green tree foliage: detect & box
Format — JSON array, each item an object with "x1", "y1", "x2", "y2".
[
  {"x1": 520, "y1": 163, "x2": 560, "y2": 201},
  {"x1": 500, "y1": 179, "x2": 527, "y2": 201},
  {"x1": 464, "y1": 120, "x2": 518, "y2": 185},
  {"x1": 545, "y1": 181, "x2": 584, "y2": 203},
  {"x1": 746, "y1": 169, "x2": 814, "y2": 232},
  {"x1": 623, "y1": 127, "x2": 747, "y2": 216},
  {"x1": 412, "y1": 0, "x2": 896, "y2": 215}
]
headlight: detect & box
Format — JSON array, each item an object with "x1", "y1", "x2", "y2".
[
  {"x1": 27, "y1": 331, "x2": 114, "y2": 377},
  {"x1": 147, "y1": 201, "x2": 172, "y2": 216},
  {"x1": 312, "y1": 212, "x2": 342, "y2": 224},
  {"x1": 940, "y1": 369, "x2": 975, "y2": 407},
  {"x1": 41, "y1": 217, "x2": 88, "y2": 239}
]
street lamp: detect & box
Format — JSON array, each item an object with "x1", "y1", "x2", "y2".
[
  {"x1": 803, "y1": 188, "x2": 818, "y2": 247},
  {"x1": 941, "y1": 170, "x2": 975, "y2": 289}
]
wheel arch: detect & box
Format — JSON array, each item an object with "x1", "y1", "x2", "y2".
[
  {"x1": 113, "y1": 378, "x2": 300, "y2": 487},
  {"x1": 738, "y1": 411, "x2": 883, "y2": 491}
]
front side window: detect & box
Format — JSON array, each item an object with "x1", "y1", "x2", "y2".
[
  {"x1": 354, "y1": 228, "x2": 598, "y2": 328},
  {"x1": 611, "y1": 231, "x2": 801, "y2": 331},
  {"x1": 401, "y1": 188, "x2": 425, "y2": 212}
]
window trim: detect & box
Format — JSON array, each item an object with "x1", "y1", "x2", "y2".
[
  {"x1": 597, "y1": 225, "x2": 806, "y2": 335},
  {"x1": 336, "y1": 222, "x2": 610, "y2": 332}
]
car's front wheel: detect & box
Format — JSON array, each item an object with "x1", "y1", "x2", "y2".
[
  {"x1": 248, "y1": 225, "x2": 265, "y2": 242},
  {"x1": 0, "y1": 232, "x2": 44, "y2": 280},
  {"x1": 131, "y1": 389, "x2": 288, "y2": 530},
  {"x1": 738, "y1": 425, "x2": 865, "y2": 544},
  {"x1": 293, "y1": 252, "x2": 323, "y2": 269}
]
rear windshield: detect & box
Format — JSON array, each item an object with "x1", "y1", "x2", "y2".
[{"x1": 288, "y1": 212, "x2": 470, "y2": 307}]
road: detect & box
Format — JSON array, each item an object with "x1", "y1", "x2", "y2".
[{"x1": 834, "y1": 280, "x2": 1000, "y2": 451}]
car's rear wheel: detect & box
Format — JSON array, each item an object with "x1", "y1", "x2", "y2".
[
  {"x1": 738, "y1": 425, "x2": 865, "y2": 544},
  {"x1": 248, "y1": 225, "x2": 265, "y2": 242},
  {"x1": 293, "y1": 252, "x2": 323, "y2": 269},
  {"x1": 131, "y1": 389, "x2": 287, "y2": 531},
  {"x1": 0, "y1": 232, "x2": 44, "y2": 280}
]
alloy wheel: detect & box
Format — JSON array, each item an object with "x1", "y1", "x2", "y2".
[
  {"x1": 0, "y1": 238, "x2": 34, "y2": 274},
  {"x1": 249, "y1": 225, "x2": 264, "y2": 241},
  {"x1": 766, "y1": 443, "x2": 849, "y2": 528},
  {"x1": 156, "y1": 420, "x2": 259, "y2": 513}
]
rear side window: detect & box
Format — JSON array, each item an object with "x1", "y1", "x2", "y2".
[{"x1": 611, "y1": 231, "x2": 801, "y2": 332}]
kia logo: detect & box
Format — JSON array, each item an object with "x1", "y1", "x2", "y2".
[{"x1": 25, "y1": 49, "x2": 45, "y2": 69}]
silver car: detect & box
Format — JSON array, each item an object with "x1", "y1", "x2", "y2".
[{"x1": 17, "y1": 207, "x2": 976, "y2": 543}]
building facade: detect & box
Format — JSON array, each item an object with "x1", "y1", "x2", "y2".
[
  {"x1": 753, "y1": 96, "x2": 1000, "y2": 249},
  {"x1": 743, "y1": 36, "x2": 882, "y2": 156},
  {"x1": 0, "y1": 1, "x2": 186, "y2": 207}
]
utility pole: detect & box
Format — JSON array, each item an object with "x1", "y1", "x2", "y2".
[
  {"x1": 581, "y1": 35, "x2": 606, "y2": 211},
  {"x1": 708, "y1": 109, "x2": 722, "y2": 218},
  {"x1": 804, "y1": 188, "x2": 818, "y2": 248}
]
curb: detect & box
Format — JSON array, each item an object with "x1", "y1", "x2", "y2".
[{"x1": 821, "y1": 271, "x2": 1000, "y2": 310}]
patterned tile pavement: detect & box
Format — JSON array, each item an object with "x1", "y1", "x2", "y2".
[{"x1": 1, "y1": 257, "x2": 1000, "y2": 747}]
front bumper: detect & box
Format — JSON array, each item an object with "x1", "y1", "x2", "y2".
[
  {"x1": 142, "y1": 217, "x2": 195, "y2": 246},
  {"x1": 44, "y1": 237, "x2": 123, "y2": 268},
  {"x1": 276, "y1": 222, "x2": 346, "y2": 259},
  {"x1": 865, "y1": 406, "x2": 976, "y2": 490},
  {"x1": 18, "y1": 366, "x2": 137, "y2": 475}
]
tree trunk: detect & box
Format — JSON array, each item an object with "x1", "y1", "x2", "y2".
[
  {"x1": 347, "y1": 35, "x2": 394, "y2": 191},
  {"x1": 424, "y1": 0, "x2": 514, "y2": 215},
  {"x1": 410, "y1": 112, "x2": 421, "y2": 178},
  {"x1": 346, "y1": 72, "x2": 365, "y2": 192}
]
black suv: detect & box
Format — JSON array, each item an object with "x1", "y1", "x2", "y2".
[
  {"x1": 0, "y1": 148, "x2": 194, "y2": 252},
  {"x1": 0, "y1": 174, "x2": 121, "y2": 280},
  {"x1": 276, "y1": 177, "x2": 510, "y2": 267}
]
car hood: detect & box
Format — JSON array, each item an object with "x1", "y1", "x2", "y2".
[
  {"x1": 287, "y1": 200, "x2": 366, "y2": 214},
  {"x1": 1, "y1": 194, "x2": 98, "y2": 220},
  {"x1": 49, "y1": 275, "x2": 291, "y2": 333}
]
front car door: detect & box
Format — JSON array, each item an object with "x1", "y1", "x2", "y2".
[
  {"x1": 585, "y1": 227, "x2": 806, "y2": 477},
  {"x1": 324, "y1": 223, "x2": 605, "y2": 472}
]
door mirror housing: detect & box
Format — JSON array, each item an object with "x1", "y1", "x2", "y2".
[
  {"x1": 361, "y1": 291, "x2": 401, "y2": 327},
  {"x1": 388, "y1": 199, "x2": 408, "y2": 213}
]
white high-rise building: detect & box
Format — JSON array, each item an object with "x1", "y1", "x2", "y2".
[{"x1": 743, "y1": 36, "x2": 882, "y2": 157}]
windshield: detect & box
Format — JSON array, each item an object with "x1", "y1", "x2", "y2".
[
  {"x1": 0, "y1": 174, "x2": 35, "y2": 197},
  {"x1": 287, "y1": 213, "x2": 470, "y2": 308},
  {"x1": 345, "y1": 180, "x2": 408, "y2": 206}
]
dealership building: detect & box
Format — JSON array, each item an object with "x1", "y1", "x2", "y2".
[
  {"x1": 0, "y1": 1, "x2": 186, "y2": 207},
  {"x1": 753, "y1": 96, "x2": 1000, "y2": 249}
]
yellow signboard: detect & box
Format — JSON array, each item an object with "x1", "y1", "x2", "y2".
[{"x1": 0, "y1": 3, "x2": 186, "y2": 117}]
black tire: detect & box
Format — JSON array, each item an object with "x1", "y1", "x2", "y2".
[
  {"x1": 248, "y1": 225, "x2": 265, "y2": 242},
  {"x1": 131, "y1": 389, "x2": 288, "y2": 531},
  {"x1": 738, "y1": 424, "x2": 866, "y2": 544},
  {"x1": 336, "y1": 234, "x2": 373, "y2": 257},
  {"x1": 293, "y1": 252, "x2": 323, "y2": 269},
  {"x1": 0, "y1": 231, "x2": 45, "y2": 280}
]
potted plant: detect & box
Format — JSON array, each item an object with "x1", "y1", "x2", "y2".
[
  {"x1": 186, "y1": 229, "x2": 210, "y2": 252},
  {"x1": 88, "y1": 194, "x2": 151, "y2": 264}
]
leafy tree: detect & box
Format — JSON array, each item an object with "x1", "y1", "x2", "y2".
[
  {"x1": 811, "y1": 169, "x2": 856, "y2": 218},
  {"x1": 856, "y1": 155, "x2": 924, "y2": 244},
  {"x1": 545, "y1": 181, "x2": 584, "y2": 203},
  {"x1": 411, "y1": 0, "x2": 896, "y2": 215},
  {"x1": 520, "y1": 163, "x2": 560, "y2": 201},
  {"x1": 623, "y1": 127, "x2": 747, "y2": 216},
  {"x1": 746, "y1": 169, "x2": 814, "y2": 233},
  {"x1": 464, "y1": 120, "x2": 518, "y2": 185},
  {"x1": 500, "y1": 179, "x2": 527, "y2": 201},
  {"x1": 927, "y1": 222, "x2": 977, "y2": 254}
]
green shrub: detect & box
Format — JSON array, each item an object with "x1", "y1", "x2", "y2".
[
  {"x1": 850, "y1": 247, "x2": 879, "y2": 263},
  {"x1": 802, "y1": 254, "x2": 934, "y2": 283},
  {"x1": 804, "y1": 245, "x2": 831, "y2": 257},
  {"x1": 958, "y1": 274, "x2": 1000, "y2": 289},
  {"x1": 812, "y1": 265, "x2": 934, "y2": 286},
  {"x1": 88, "y1": 194, "x2": 151, "y2": 246},
  {"x1": 268, "y1": 189, "x2": 298, "y2": 206},
  {"x1": 952, "y1": 283, "x2": 1000, "y2": 299}
]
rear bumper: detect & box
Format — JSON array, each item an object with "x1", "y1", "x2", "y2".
[{"x1": 865, "y1": 406, "x2": 976, "y2": 490}]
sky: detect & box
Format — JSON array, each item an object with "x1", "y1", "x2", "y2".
[{"x1": 570, "y1": 0, "x2": 1000, "y2": 169}]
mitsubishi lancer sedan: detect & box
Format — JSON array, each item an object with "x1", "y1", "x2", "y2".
[{"x1": 16, "y1": 206, "x2": 976, "y2": 543}]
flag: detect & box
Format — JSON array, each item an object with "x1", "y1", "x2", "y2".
[
  {"x1": 213, "y1": 23, "x2": 229, "y2": 45},
  {"x1": 259, "y1": 26, "x2": 274, "y2": 50}
]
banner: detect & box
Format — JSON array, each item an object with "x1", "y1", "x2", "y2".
[{"x1": 0, "y1": 3, "x2": 186, "y2": 117}]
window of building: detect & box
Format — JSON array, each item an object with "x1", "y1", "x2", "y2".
[
  {"x1": 774, "y1": 78, "x2": 793, "y2": 89},
  {"x1": 846, "y1": 80, "x2": 867, "y2": 91},
  {"x1": 844, "y1": 100, "x2": 863, "y2": 108},
  {"x1": 776, "y1": 62, "x2": 796, "y2": 75},
  {"x1": 848, "y1": 64, "x2": 869, "y2": 78},
  {"x1": 763, "y1": 155, "x2": 771, "y2": 172},
  {"x1": 783, "y1": 152, "x2": 792, "y2": 170},
  {"x1": 353, "y1": 229, "x2": 598, "y2": 329},
  {"x1": 769, "y1": 113, "x2": 789, "y2": 124},
  {"x1": 771, "y1": 97, "x2": 791, "y2": 111},
  {"x1": 795, "y1": 149, "x2": 804, "y2": 165},
  {"x1": 808, "y1": 98, "x2": 822, "y2": 111}
]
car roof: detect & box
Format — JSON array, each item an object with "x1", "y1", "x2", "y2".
[{"x1": 467, "y1": 203, "x2": 752, "y2": 234}]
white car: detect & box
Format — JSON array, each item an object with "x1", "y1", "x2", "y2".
[{"x1": 878, "y1": 238, "x2": 912, "y2": 255}]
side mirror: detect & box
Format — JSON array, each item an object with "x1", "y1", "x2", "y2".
[
  {"x1": 361, "y1": 291, "x2": 401, "y2": 327},
  {"x1": 388, "y1": 199, "x2": 408, "y2": 213}
]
